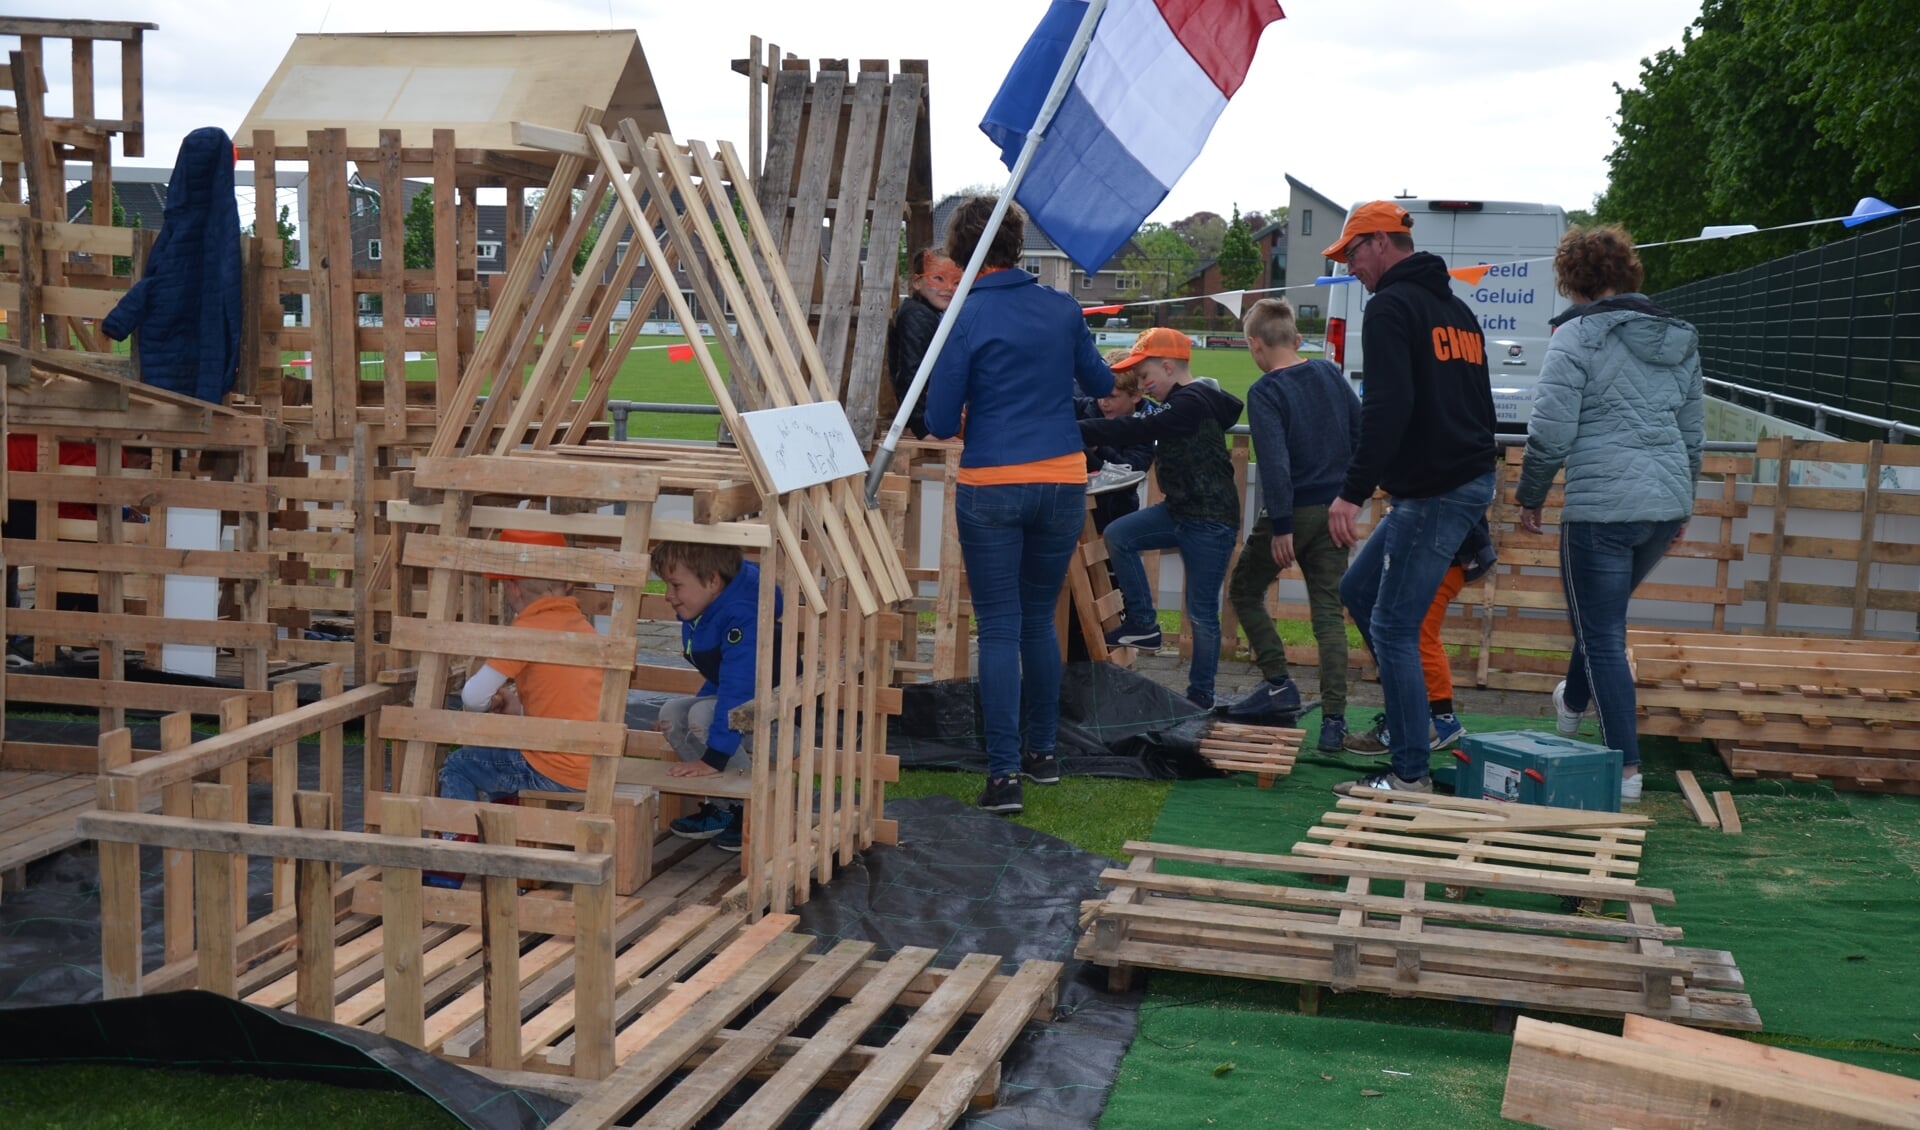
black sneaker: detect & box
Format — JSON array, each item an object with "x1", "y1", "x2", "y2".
[
  {"x1": 1021, "y1": 751, "x2": 1062, "y2": 785},
  {"x1": 1103, "y1": 621, "x2": 1162, "y2": 650},
  {"x1": 1219, "y1": 675, "x2": 1302, "y2": 719},
  {"x1": 977, "y1": 775, "x2": 1024, "y2": 814}
]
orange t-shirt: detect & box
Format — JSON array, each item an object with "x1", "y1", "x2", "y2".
[
  {"x1": 956, "y1": 451, "x2": 1087, "y2": 487},
  {"x1": 486, "y1": 594, "x2": 602, "y2": 790}
]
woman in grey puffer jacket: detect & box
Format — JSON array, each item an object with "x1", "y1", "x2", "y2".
[{"x1": 1516, "y1": 225, "x2": 1704, "y2": 803}]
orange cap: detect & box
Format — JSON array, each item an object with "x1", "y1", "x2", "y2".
[
  {"x1": 1322, "y1": 200, "x2": 1415, "y2": 263},
  {"x1": 484, "y1": 528, "x2": 567, "y2": 581},
  {"x1": 1110, "y1": 326, "x2": 1193, "y2": 371}
]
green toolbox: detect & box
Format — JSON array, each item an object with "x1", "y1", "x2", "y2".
[{"x1": 1451, "y1": 731, "x2": 1622, "y2": 812}]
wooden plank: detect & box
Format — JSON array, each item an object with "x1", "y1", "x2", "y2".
[
  {"x1": 1674, "y1": 771, "x2": 1721, "y2": 829},
  {"x1": 893, "y1": 959, "x2": 1062, "y2": 1130},
  {"x1": 719, "y1": 946, "x2": 939, "y2": 1130},
  {"x1": 812, "y1": 952, "x2": 1000, "y2": 1129},
  {"x1": 1619, "y1": 1014, "x2": 1920, "y2": 1106},
  {"x1": 381, "y1": 795, "x2": 427, "y2": 1049},
  {"x1": 1712, "y1": 792, "x2": 1742, "y2": 835},
  {"x1": 192, "y1": 783, "x2": 237, "y2": 997},
  {"x1": 385, "y1": 618, "x2": 633, "y2": 671},
  {"x1": 1500, "y1": 1016, "x2": 1920, "y2": 1129},
  {"x1": 630, "y1": 939, "x2": 876, "y2": 1129},
  {"x1": 403, "y1": 532, "x2": 652, "y2": 588},
  {"x1": 479, "y1": 806, "x2": 522, "y2": 1071},
  {"x1": 76, "y1": 810, "x2": 611, "y2": 884},
  {"x1": 96, "y1": 774, "x2": 143, "y2": 998},
  {"x1": 553, "y1": 931, "x2": 816, "y2": 1127},
  {"x1": 294, "y1": 791, "x2": 335, "y2": 1021},
  {"x1": 109, "y1": 684, "x2": 391, "y2": 794},
  {"x1": 411, "y1": 454, "x2": 661, "y2": 504}
]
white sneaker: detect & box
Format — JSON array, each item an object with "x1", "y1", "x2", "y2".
[
  {"x1": 1552, "y1": 680, "x2": 1583, "y2": 736},
  {"x1": 1620, "y1": 772, "x2": 1643, "y2": 803},
  {"x1": 1088, "y1": 462, "x2": 1148, "y2": 495}
]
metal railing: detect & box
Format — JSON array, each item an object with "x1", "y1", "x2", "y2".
[{"x1": 1703, "y1": 376, "x2": 1920, "y2": 443}]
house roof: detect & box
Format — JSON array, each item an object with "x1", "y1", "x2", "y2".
[
  {"x1": 65, "y1": 180, "x2": 167, "y2": 229},
  {"x1": 930, "y1": 192, "x2": 1142, "y2": 264},
  {"x1": 238, "y1": 30, "x2": 670, "y2": 155}
]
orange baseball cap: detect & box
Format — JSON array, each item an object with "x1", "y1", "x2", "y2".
[
  {"x1": 1322, "y1": 200, "x2": 1415, "y2": 263},
  {"x1": 1110, "y1": 326, "x2": 1193, "y2": 371},
  {"x1": 484, "y1": 528, "x2": 567, "y2": 580}
]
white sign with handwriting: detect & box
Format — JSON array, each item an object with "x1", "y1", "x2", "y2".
[{"x1": 739, "y1": 401, "x2": 870, "y2": 494}]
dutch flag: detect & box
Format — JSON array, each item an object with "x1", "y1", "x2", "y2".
[{"x1": 981, "y1": 0, "x2": 1284, "y2": 273}]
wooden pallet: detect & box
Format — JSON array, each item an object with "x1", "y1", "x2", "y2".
[
  {"x1": 1078, "y1": 838, "x2": 1758, "y2": 1030},
  {"x1": 0, "y1": 768, "x2": 137, "y2": 900},
  {"x1": 553, "y1": 936, "x2": 1062, "y2": 1129},
  {"x1": 1503, "y1": 1015, "x2": 1920, "y2": 1129},
  {"x1": 1196, "y1": 721, "x2": 1302, "y2": 787},
  {"x1": 1301, "y1": 787, "x2": 1649, "y2": 885},
  {"x1": 1630, "y1": 629, "x2": 1920, "y2": 793}
]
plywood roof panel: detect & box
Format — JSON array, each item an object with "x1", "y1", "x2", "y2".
[{"x1": 238, "y1": 31, "x2": 669, "y2": 153}]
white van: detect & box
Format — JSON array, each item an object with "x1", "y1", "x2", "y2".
[{"x1": 1324, "y1": 199, "x2": 1569, "y2": 431}]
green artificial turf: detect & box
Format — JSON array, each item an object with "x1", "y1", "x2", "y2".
[
  {"x1": 0, "y1": 1064, "x2": 463, "y2": 1129},
  {"x1": 1099, "y1": 711, "x2": 1920, "y2": 1128},
  {"x1": 890, "y1": 770, "x2": 1170, "y2": 863}
]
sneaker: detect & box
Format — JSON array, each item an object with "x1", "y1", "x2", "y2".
[
  {"x1": 1317, "y1": 715, "x2": 1348, "y2": 752},
  {"x1": 1087, "y1": 461, "x2": 1148, "y2": 496},
  {"x1": 977, "y1": 775, "x2": 1024, "y2": 814},
  {"x1": 1332, "y1": 770, "x2": 1433, "y2": 798},
  {"x1": 669, "y1": 801, "x2": 732, "y2": 841},
  {"x1": 1220, "y1": 676, "x2": 1302, "y2": 720},
  {"x1": 63, "y1": 646, "x2": 100, "y2": 664},
  {"x1": 1184, "y1": 687, "x2": 1217, "y2": 711},
  {"x1": 1343, "y1": 712, "x2": 1390, "y2": 755},
  {"x1": 1552, "y1": 680, "x2": 1583, "y2": 736},
  {"x1": 1104, "y1": 621, "x2": 1162, "y2": 650},
  {"x1": 5, "y1": 651, "x2": 30, "y2": 669},
  {"x1": 1620, "y1": 772, "x2": 1643, "y2": 803},
  {"x1": 1461, "y1": 541, "x2": 1499, "y2": 584},
  {"x1": 714, "y1": 806, "x2": 744, "y2": 852},
  {"x1": 1431, "y1": 713, "x2": 1466, "y2": 750},
  {"x1": 1021, "y1": 751, "x2": 1062, "y2": 785}
]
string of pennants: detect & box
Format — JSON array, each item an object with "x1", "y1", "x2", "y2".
[{"x1": 1079, "y1": 195, "x2": 1915, "y2": 318}]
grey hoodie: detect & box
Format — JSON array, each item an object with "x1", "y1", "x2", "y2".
[{"x1": 1516, "y1": 294, "x2": 1704, "y2": 523}]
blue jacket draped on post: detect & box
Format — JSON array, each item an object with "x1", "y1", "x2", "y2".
[{"x1": 101, "y1": 126, "x2": 242, "y2": 403}]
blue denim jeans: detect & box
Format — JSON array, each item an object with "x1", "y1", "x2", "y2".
[
  {"x1": 1341, "y1": 471, "x2": 1495, "y2": 781},
  {"x1": 438, "y1": 745, "x2": 576, "y2": 802},
  {"x1": 1103, "y1": 502, "x2": 1238, "y2": 703},
  {"x1": 1558, "y1": 518, "x2": 1684, "y2": 769},
  {"x1": 954, "y1": 480, "x2": 1088, "y2": 779}
]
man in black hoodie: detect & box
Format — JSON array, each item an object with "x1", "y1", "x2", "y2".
[
  {"x1": 1081, "y1": 328, "x2": 1245, "y2": 710},
  {"x1": 1322, "y1": 202, "x2": 1497, "y2": 796}
]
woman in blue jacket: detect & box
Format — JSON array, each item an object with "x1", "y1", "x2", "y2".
[
  {"x1": 1517, "y1": 225, "x2": 1704, "y2": 803},
  {"x1": 923, "y1": 196, "x2": 1115, "y2": 815}
]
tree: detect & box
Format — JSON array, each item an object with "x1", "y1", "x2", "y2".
[
  {"x1": 1112, "y1": 222, "x2": 1198, "y2": 300},
  {"x1": 402, "y1": 188, "x2": 435, "y2": 270},
  {"x1": 1172, "y1": 211, "x2": 1226, "y2": 260},
  {"x1": 1594, "y1": 0, "x2": 1916, "y2": 291},
  {"x1": 243, "y1": 203, "x2": 298, "y2": 266},
  {"x1": 1217, "y1": 205, "x2": 1262, "y2": 291},
  {"x1": 108, "y1": 189, "x2": 141, "y2": 276}
]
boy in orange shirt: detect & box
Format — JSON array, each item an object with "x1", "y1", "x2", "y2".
[{"x1": 437, "y1": 530, "x2": 602, "y2": 806}]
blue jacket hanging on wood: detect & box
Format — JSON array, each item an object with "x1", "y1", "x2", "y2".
[{"x1": 101, "y1": 126, "x2": 242, "y2": 403}]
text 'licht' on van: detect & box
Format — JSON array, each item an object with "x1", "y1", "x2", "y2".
[{"x1": 1324, "y1": 198, "x2": 1569, "y2": 432}]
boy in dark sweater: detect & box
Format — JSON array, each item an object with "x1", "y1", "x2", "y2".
[
  {"x1": 1080, "y1": 328, "x2": 1244, "y2": 710},
  {"x1": 1220, "y1": 298, "x2": 1360, "y2": 748}
]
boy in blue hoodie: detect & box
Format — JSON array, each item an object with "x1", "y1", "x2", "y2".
[
  {"x1": 1220, "y1": 298, "x2": 1360, "y2": 747},
  {"x1": 652, "y1": 541, "x2": 782, "y2": 853}
]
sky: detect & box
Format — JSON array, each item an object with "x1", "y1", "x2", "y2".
[{"x1": 27, "y1": 0, "x2": 1705, "y2": 225}]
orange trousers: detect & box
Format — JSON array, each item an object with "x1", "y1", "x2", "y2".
[{"x1": 1421, "y1": 565, "x2": 1467, "y2": 703}]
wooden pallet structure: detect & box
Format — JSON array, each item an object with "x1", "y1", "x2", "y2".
[
  {"x1": 1079, "y1": 792, "x2": 1759, "y2": 1029},
  {"x1": 1630, "y1": 629, "x2": 1920, "y2": 793},
  {"x1": 1195, "y1": 720, "x2": 1301, "y2": 787},
  {"x1": 1503, "y1": 1014, "x2": 1920, "y2": 1129}
]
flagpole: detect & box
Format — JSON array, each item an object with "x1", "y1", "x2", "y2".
[{"x1": 863, "y1": 0, "x2": 1111, "y2": 508}]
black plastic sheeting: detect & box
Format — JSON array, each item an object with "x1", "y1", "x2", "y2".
[
  {"x1": 890, "y1": 661, "x2": 1222, "y2": 779},
  {"x1": 786, "y1": 794, "x2": 1141, "y2": 1130},
  {"x1": 0, "y1": 992, "x2": 568, "y2": 1129}
]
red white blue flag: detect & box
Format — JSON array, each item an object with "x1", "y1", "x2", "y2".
[{"x1": 982, "y1": 0, "x2": 1283, "y2": 272}]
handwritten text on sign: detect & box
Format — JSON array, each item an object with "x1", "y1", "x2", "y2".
[{"x1": 739, "y1": 401, "x2": 870, "y2": 494}]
